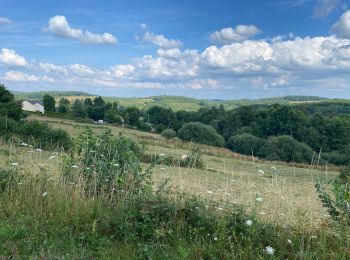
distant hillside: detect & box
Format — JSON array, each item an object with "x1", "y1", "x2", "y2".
[
  {"x1": 12, "y1": 91, "x2": 350, "y2": 112},
  {"x1": 14, "y1": 91, "x2": 93, "y2": 100}
]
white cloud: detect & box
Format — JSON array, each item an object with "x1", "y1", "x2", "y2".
[
  {"x1": 210, "y1": 25, "x2": 261, "y2": 44},
  {"x1": 156, "y1": 48, "x2": 182, "y2": 58},
  {"x1": 3, "y1": 71, "x2": 39, "y2": 82},
  {"x1": 331, "y1": 10, "x2": 350, "y2": 39},
  {"x1": 69, "y1": 64, "x2": 94, "y2": 75},
  {"x1": 110, "y1": 64, "x2": 135, "y2": 78},
  {"x1": 202, "y1": 41, "x2": 274, "y2": 74},
  {"x1": 45, "y1": 15, "x2": 117, "y2": 44},
  {"x1": 0, "y1": 16, "x2": 12, "y2": 24},
  {"x1": 313, "y1": 0, "x2": 341, "y2": 18},
  {"x1": 0, "y1": 49, "x2": 27, "y2": 67},
  {"x1": 36, "y1": 62, "x2": 67, "y2": 74},
  {"x1": 142, "y1": 31, "x2": 183, "y2": 49}
]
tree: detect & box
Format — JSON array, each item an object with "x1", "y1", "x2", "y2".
[
  {"x1": 178, "y1": 122, "x2": 225, "y2": 147},
  {"x1": 72, "y1": 99, "x2": 86, "y2": 118},
  {"x1": 124, "y1": 107, "x2": 140, "y2": 126},
  {"x1": 226, "y1": 134, "x2": 265, "y2": 156},
  {"x1": 58, "y1": 98, "x2": 70, "y2": 113},
  {"x1": 104, "y1": 109, "x2": 123, "y2": 124},
  {"x1": 43, "y1": 94, "x2": 56, "y2": 112},
  {"x1": 84, "y1": 98, "x2": 93, "y2": 107},
  {"x1": 93, "y1": 96, "x2": 105, "y2": 107},
  {"x1": 0, "y1": 84, "x2": 22, "y2": 121}
]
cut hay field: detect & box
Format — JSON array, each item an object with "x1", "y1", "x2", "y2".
[{"x1": 24, "y1": 114, "x2": 338, "y2": 230}]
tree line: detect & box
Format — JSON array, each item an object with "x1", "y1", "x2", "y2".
[{"x1": 32, "y1": 93, "x2": 350, "y2": 166}]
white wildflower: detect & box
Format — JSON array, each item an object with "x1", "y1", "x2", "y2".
[
  {"x1": 160, "y1": 167, "x2": 166, "y2": 170},
  {"x1": 216, "y1": 207, "x2": 224, "y2": 211},
  {"x1": 214, "y1": 237, "x2": 218, "y2": 241},
  {"x1": 224, "y1": 192, "x2": 232, "y2": 196},
  {"x1": 28, "y1": 150, "x2": 34, "y2": 153},
  {"x1": 20, "y1": 142, "x2": 28, "y2": 146},
  {"x1": 18, "y1": 182, "x2": 22, "y2": 185},
  {"x1": 113, "y1": 164, "x2": 119, "y2": 167},
  {"x1": 310, "y1": 235, "x2": 317, "y2": 239},
  {"x1": 258, "y1": 169, "x2": 264, "y2": 174},
  {"x1": 245, "y1": 219, "x2": 253, "y2": 226},
  {"x1": 159, "y1": 153, "x2": 166, "y2": 157},
  {"x1": 265, "y1": 246, "x2": 275, "y2": 255},
  {"x1": 38, "y1": 164, "x2": 45, "y2": 168},
  {"x1": 271, "y1": 166, "x2": 277, "y2": 171},
  {"x1": 42, "y1": 192, "x2": 48, "y2": 197},
  {"x1": 11, "y1": 162, "x2": 19, "y2": 166},
  {"x1": 36, "y1": 148, "x2": 43, "y2": 152},
  {"x1": 256, "y1": 197, "x2": 263, "y2": 202},
  {"x1": 72, "y1": 165, "x2": 79, "y2": 169},
  {"x1": 287, "y1": 239, "x2": 292, "y2": 244},
  {"x1": 49, "y1": 156, "x2": 56, "y2": 160},
  {"x1": 258, "y1": 212, "x2": 267, "y2": 215},
  {"x1": 181, "y1": 154, "x2": 188, "y2": 160},
  {"x1": 207, "y1": 190, "x2": 213, "y2": 194}
]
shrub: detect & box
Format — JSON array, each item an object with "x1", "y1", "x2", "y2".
[
  {"x1": 161, "y1": 129, "x2": 176, "y2": 139},
  {"x1": 322, "y1": 152, "x2": 350, "y2": 166},
  {"x1": 226, "y1": 133, "x2": 265, "y2": 156},
  {"x1": 261, "y1": 135, "x2": 314, "y2": 163},
  {"x1": 63, "y1": 128, "x2": 150, "y2": 195},
  {"x1": 178, "y1": 122, "x2": 225, "y2": 147}
]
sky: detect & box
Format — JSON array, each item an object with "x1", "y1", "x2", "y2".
[{"x1": 1, "y1": 0, "x2": 350, "y2": 99}]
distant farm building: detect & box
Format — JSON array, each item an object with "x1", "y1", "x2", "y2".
[{"x1": 22, "y1": 100, "x2": 45, "y2": 114}]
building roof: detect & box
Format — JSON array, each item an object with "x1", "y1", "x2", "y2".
[{"x1": 24, "y1": 100, "x2": 44, "y2": 106}]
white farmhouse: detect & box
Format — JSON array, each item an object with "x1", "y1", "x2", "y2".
[{"x1": 22, "y1": 100, "x2": 45, "y2": 114}]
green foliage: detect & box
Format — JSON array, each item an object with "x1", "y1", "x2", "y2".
[
  {"x1": 161, "y1": 128, "x2": 176, "y2": 139},
  {"x1": 316, "y1": 165, "x2": 350, "y2": 224},
  {"x1": 43, "y1": 94, "x2": 56, "y2": 112},
  {"x1": 64, "y1": 128, "x2": 150, "y2": 195},
  {"x1": 71, "y1": 99, "x2": 86, "y2": 118},
  {"x1": 178, "y1": 122, "x2": 225, "y2": 147},
  {"x1": 0, "y1": 117, "x2": 71, "y2": 150},
  {"x1": 227, "y1": 134, "x2": 265, "y2": 157},
  {"x1": 0, "y1": 84, "x2": 23, "y2": 121},
  {"x1": 58, "y1": 98, "x2": 70, "y2": 113},
  {"x1": 104, "y1": 109, "x2": 123, "y2": 124},
  {"x1": 261, "y1": 135, "x2": 314, "y2": 163}
]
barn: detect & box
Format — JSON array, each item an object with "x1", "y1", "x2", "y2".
[{"x1": 22, "y1": 100, "x2": 45, "y2": 114}]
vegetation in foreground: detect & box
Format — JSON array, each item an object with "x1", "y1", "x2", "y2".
[{"x1": 1, "y1": 130, "x2": 349, "y2": 259}]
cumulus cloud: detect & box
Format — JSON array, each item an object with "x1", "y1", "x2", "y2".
[
  {"x1": 0, "y1": 16, "x2": 12, "y2": 24},
  {"x1": 313, "y1": 0, "x2": 341, "y2": 18},
  {"x1": 210, "y1": 25, "x2": 261, "y2": 44},
  {"x1": 156, "y1": 48, "x2": 182, "y2": 58},
  {"x1": 45, "y1": 15, "x2": 117, "y2": 44},
  {"x1": 142, "y1": 31, "x2": 183, "y2": 49},
  {"x1": 110, "y1": 64, "x2": 135, "y2": 78},
  {"x1": 3, "y1": 71, "x2": 39, "y2": 82},
  {"x1": 0, "y1": 49, "x2": 27, "y2": 67},
  {"x1": 331, "y1": 10, "x2": 350, "y2": 39}
]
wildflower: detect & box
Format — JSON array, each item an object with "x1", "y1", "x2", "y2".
[
  {"x1": 245, "y1": 219, "x2": 253, "y2": 226},
  {"x1": 216, "y1": 207, "x2": 224, "y2": 211},
  {"x1": 49, "y1": 156, "x2": 56, "y2": 160},
  {"x1": 11, "y1": 162, "x2": 19, "y2": 166},
  {"x1": 181, "y1": 154, "x2": 188, "y2": 160},
  {"x1": 271, "y1": 166, "x2": 277, "y2": 171},
  {"x1": 258, "y1": 169, "x2": 264, "y2": 174},
  {"x1": 72, "y1": 165, "x2": 79, "y2": 169},
  {"x1": 256, "y1": 197, "x2": 263, "y2": 202},
  {"x1": 265, "y1": 246, "x2": 275, "y2": 255},
  {"x1": 113, "y1": 163, "x2": 119, "y2": 167},
  {"x1": 310, "y1": 235, "x2": 317, "y2": 240},
  {"x1": 28, "y1": 150, "x2": 34, "y2": 153},
  {"x1": 160, "y1": 167, "x2": 166, "y2": 170},
  {"x1": 36, "y1": 148, "x2": 43, "y2": 152},
  {"x1": 207, "y1": 190, "x2": 213, "y2": 194},
  {"x1": 287, "y1": 239, "x2": 292, "y2": 244},
  {"x1": 159, "y1": 153, "x2": 166, "y2": 157},
  {"x1": 38, "y1": 164, "x2": 45, "y2": 168},
  {"x1": 42, "y1": 192, "x2": 48, "y2": 197},
  {"x1": 258, "y1": 212, "x2": 267, "y2": 215},
  {"x1": 20, "y1": 142, "x2": 28, "y2": 146},
  {"x1": 224, "y1": 192, "x2": 232, "y2": 196},
  {"x1": 214, "y1": 237, "x2": 218, "y2": 241},
  {"x1": 18, "y1": 182, "x2": 22, "y2": 185}
]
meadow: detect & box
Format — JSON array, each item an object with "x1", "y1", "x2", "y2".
[{"x1": 1, "y1": 113, "x2": 349, "y2": 258}]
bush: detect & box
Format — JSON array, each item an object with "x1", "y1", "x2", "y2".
[
  {"x1": 226, "y1": 134, "x2": 265, "y2": 156},
  {"x1": 0, "y1": 117, "x2": 72, "y2": 150},
  {"x1": 63, "y1": 128, "x2": 150, "y2": 195},
  {"x1": 322, "y1": 152, "x2": 350, "y2": 166},
  {"x1": 261, "y1": 135, "x2": 314, "y2": 163},
  {"x1": 178, "y1": 122, "x2": 225, "y2": 147},
  {"x1": 161, "y1": 129, "x2": 176, "y2": 139}
]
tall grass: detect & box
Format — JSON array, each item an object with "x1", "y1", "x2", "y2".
[{"x1": 0, "y1": 130, "x2": 349, "y2": 258}]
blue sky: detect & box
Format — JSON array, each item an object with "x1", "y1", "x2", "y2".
[{"x1": 1, "y1": 0, "x2": 350, "y2": 99}]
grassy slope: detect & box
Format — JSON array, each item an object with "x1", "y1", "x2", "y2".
[{"x1": 27, "y1": 114, "x2": 337, "y2": 229}]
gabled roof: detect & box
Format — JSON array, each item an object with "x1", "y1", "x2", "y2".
[{"x1": 24, "y1": 100, "x2": 44, "y2": 106}]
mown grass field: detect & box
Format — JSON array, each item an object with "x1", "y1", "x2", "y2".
[{"x1": 25, "y1": 114, "x2": 338, "y2": 230}]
